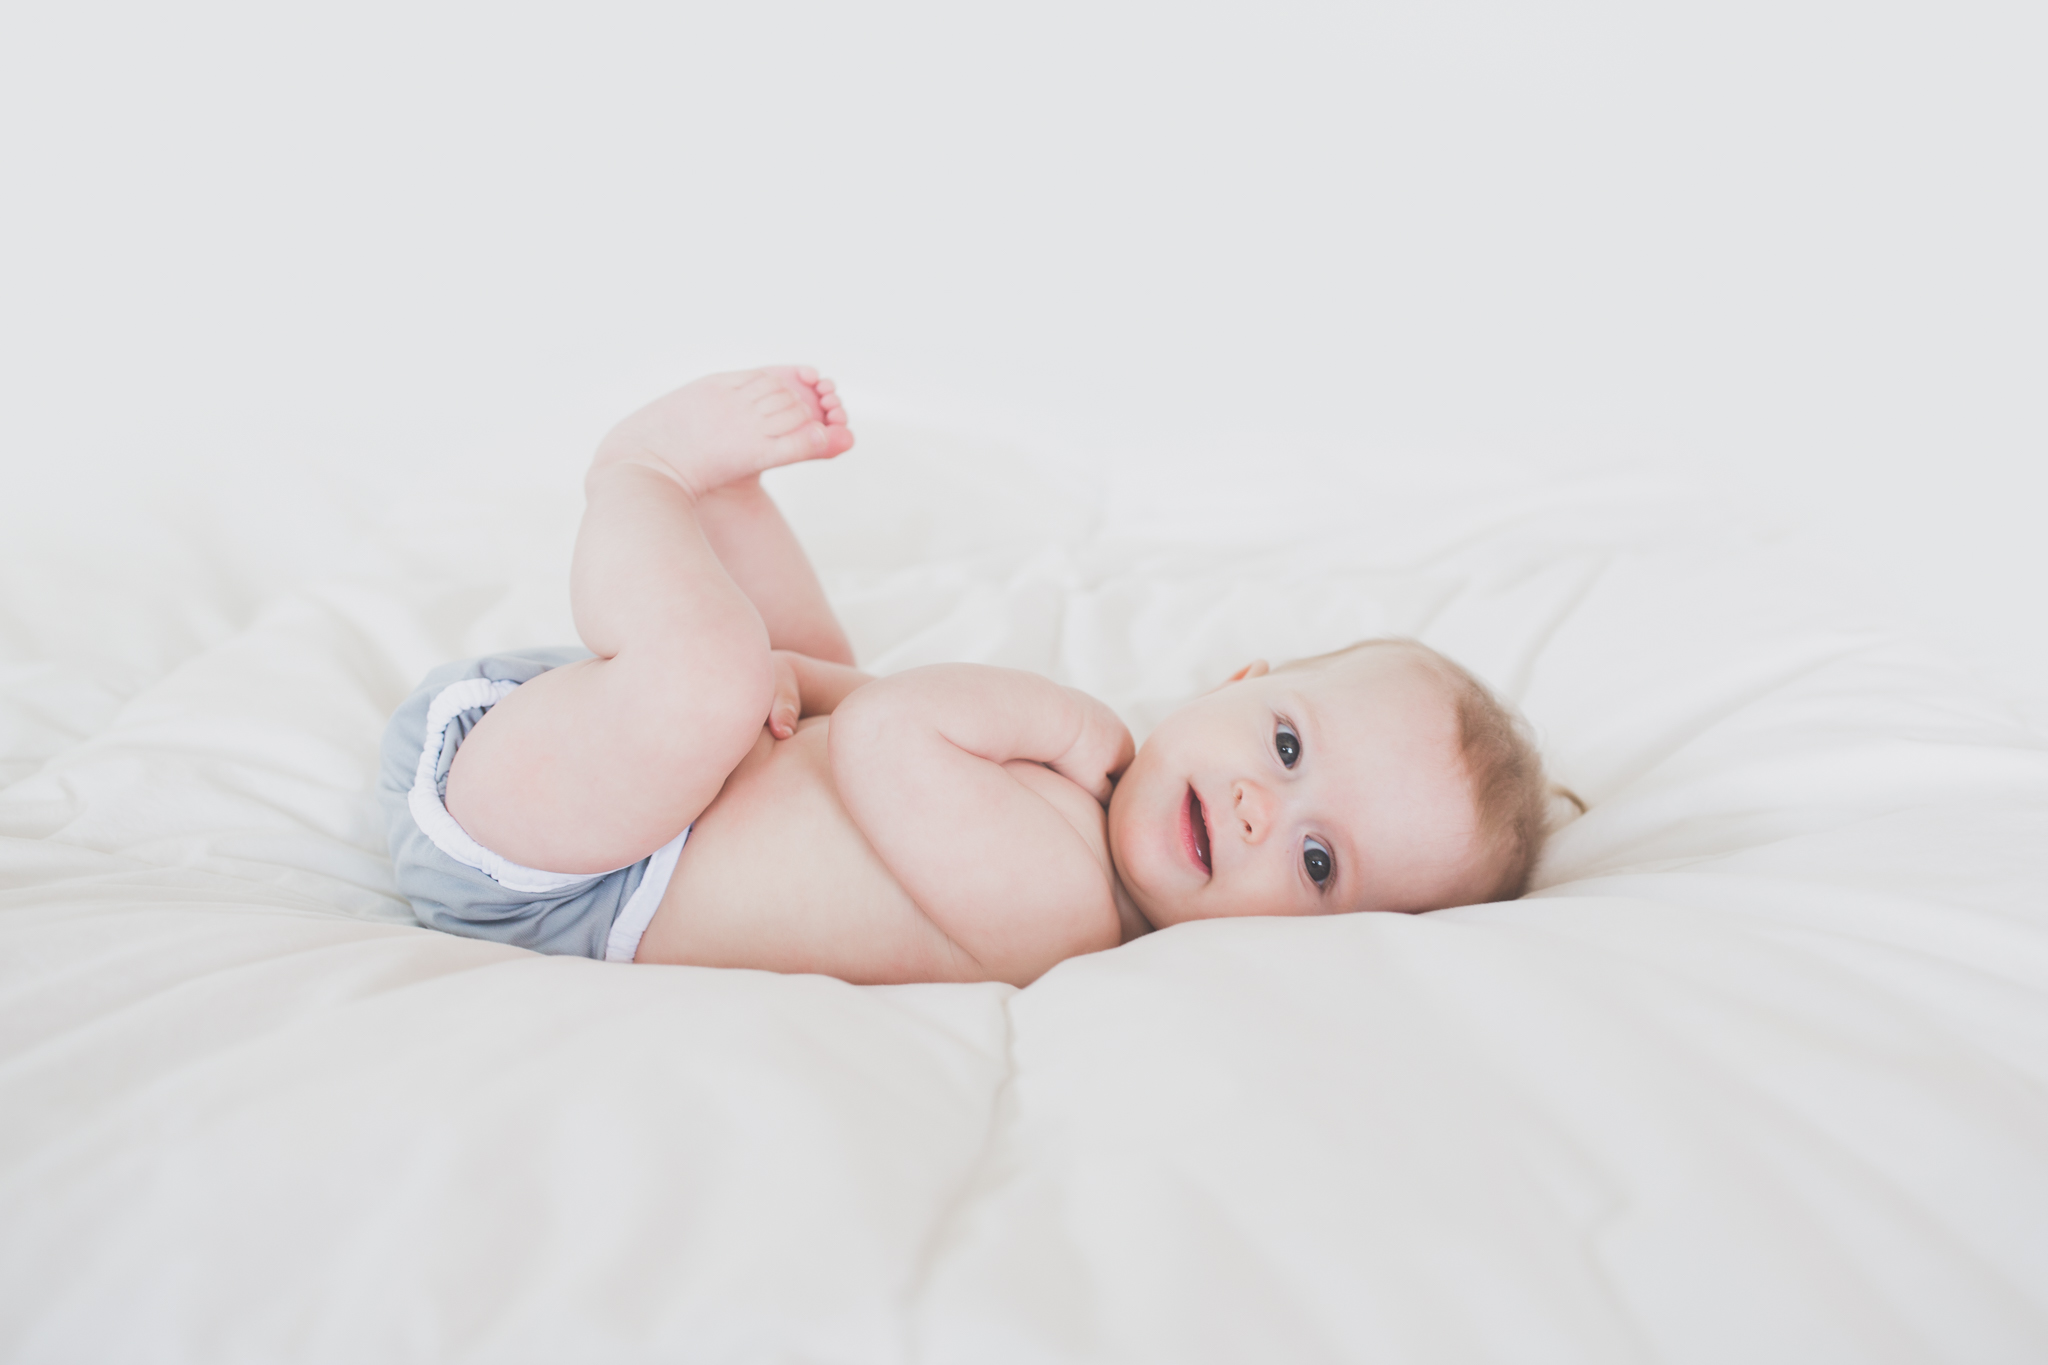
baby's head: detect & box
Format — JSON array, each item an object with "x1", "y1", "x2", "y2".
[{"x1": 1106, "y1": 639, "x2": 1553, "y2": 929}]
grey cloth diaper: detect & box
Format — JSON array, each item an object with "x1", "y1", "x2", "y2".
[{"x1": 376, "y1": 647, "x2": 687, "y2": 961}]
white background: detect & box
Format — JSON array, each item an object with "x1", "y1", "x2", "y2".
[{"x1": 3, "y1": 0, "x2": 2042, "y2": 719}]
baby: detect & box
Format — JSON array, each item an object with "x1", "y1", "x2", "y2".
[{"x1": 378, "y1": 367, "x2": 1557, "y2": 985}]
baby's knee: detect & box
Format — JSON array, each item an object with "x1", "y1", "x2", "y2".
[{"x1": 615, "y1": 614, "x2": 772, "y2": 745}]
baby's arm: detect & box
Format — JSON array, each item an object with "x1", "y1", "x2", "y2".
[{"x1": 830, "y1": 665, "x2": 1134, "y2": 985}]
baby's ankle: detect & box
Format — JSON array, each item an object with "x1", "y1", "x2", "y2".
[{"x1": 584, "y1": 453, "x2": 699, "y2": 506}]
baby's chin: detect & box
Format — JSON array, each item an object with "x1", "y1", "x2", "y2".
[
  {"x1": 1105, "y1": 841, "x2": 1202, "y2": 931},
  {"x1": 1132, "y1": 893, "x2": 1201, "y2": 930}
]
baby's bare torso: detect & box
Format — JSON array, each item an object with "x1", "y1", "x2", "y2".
[{"x1": 633, "y1": 718, "x2": 1117, "y2": 983}]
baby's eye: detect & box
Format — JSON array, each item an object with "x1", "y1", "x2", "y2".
[
  {"x1": 1304, "y1": 836, "x2": 1333, "y2": 885},
  {"x1": 1275, "y1": 721, "x2": 1301, "y2": 768}
]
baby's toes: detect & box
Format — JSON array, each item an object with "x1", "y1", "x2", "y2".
[{"x1": 805, "y1": 419, "x2": 855, "y2": 460}]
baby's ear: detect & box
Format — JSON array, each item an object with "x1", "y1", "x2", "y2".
[{"x1": 1212, "y1": 659, "x2": 1270, "y2": 691}]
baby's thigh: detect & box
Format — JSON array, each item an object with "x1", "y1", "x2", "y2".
[{"x1": 445, "y1": 647, "x2": 774, "y2": 876}]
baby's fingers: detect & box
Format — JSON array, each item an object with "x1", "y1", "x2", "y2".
[
  {"x1": 1065, "y1": 696, "x2": 1134, "y2": 804},
  {"x1": 769, "y1": 654, "x2": 801, "y2": 739},
  {"x1": 1110, "y1": 725, "x2": 1136, "y2": 778},
  {"x1": 1092, "y1": 738, "x2": 1135, "y2": 805}
]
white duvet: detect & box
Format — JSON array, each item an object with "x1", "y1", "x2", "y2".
[{"x1": 4, "y1": 417, "x2": 2047, "y2": 1364}]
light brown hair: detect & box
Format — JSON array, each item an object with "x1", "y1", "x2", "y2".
[{"x1": 1285, "y1": 638, "x2": 1575, "y2": 902}]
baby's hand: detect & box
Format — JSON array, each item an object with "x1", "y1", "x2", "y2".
[
  {"x1": 1050, "y1": 689, "x2": 1135, "y2": 806},
  {"x1": 768, "y1": 652, "x2": 802, "y2": 739},
  {"x1": 767, "y1": 650, "x2": 875, "y2": 738}
]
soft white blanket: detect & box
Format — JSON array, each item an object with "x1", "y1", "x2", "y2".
[{"x1": 4, "y1": 418, "x2": 2046, "y2": 1363}]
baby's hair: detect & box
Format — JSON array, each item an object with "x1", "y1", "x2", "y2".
[{"x1": 1282, "y1": 638, "x2": 1575, "y2": 902}]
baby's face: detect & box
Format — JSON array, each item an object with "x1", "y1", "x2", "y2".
[{"x1": 1107, "y1": 648, "x2": 1494, "y2": 928}]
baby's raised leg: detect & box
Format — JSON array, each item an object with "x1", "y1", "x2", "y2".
[
  {"x1": 694, "y1": 476, "x2": 856, "y2": 665},
  {"x1": 442, "y1": 367, "x2": 852, "y2": 875},
  {"x1": 650, "y1": 370, "x2": 855, "y2": 663}
]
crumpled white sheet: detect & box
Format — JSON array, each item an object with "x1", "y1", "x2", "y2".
[{"x1": 3, "y1": 419, "x2": 2046, "y2": 1363}]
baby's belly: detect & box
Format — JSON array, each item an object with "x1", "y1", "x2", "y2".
[{"x1": 633, "y1": 721, "x2": 984, "y2": 983}]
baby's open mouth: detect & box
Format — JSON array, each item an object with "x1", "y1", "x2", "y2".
[{"x1": 1184, "y1": 786, "x2": 1212, "y2": 874}]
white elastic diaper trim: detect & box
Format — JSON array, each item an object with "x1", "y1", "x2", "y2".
[
  {"x1": 603, "y1": 825, "x2": 688, "y2": 963},
  {"x1": 409, "y1": 676, "x2": 603, "y2": 895}
]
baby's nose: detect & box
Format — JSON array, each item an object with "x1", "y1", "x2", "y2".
[{"x1": 1232, "y1": 780, "x2": 1272, "y2": 842}]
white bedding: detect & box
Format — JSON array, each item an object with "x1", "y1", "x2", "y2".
[{"x1": 4, "y1": 417, "x2": 2046, "y2": 1363}]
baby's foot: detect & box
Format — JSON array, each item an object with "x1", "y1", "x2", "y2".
[{"x1": 596, "y1": 366, "x2": 854, "y2": 497}]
